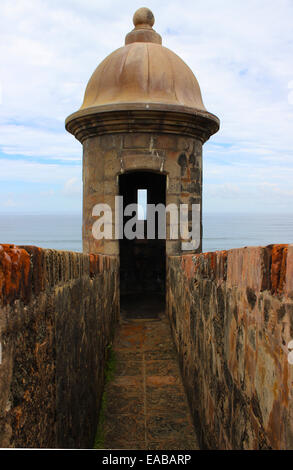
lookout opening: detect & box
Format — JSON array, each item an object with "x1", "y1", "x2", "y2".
[{"x1": 119, "y1": 171, "x2": 166, "y2": 318}]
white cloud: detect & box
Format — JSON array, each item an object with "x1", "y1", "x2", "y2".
[
  {"x1": 0, "y1": 158, "x2": 81, "y2": 183},
  {"x1": 62, "y1": 177, "x2": 82, "y2": 196},
  {"x1": 2, "y1": 198, "x2": 17, "y2": 208},
  {"x1": 288, "y1": 80, "x2": 293, "y2": 105},
  {"x1": 40, "y1": 189, "x2": 55, "y2": 197},
  {"x1": 0, "y1": 0, "x2": 292, "y2": 213},
  {"x1": 0, "y1": 124, "x2": 81, "y2": 160}
]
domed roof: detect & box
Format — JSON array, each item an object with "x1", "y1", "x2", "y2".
[
  {"x1": 79, "y1": 7, "x2": 206, "y2": 113},
  {"x1": 66, "y1": 8, "x2": 220, "y2": 143}
]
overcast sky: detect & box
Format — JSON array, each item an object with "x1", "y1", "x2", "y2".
[{"x1": 0, "y1": 0, "x2": 292, "y2": 214}]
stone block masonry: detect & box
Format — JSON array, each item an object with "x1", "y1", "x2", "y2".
[
  {"x1": 167, "y1": 244, "x2": 293, "y2": 450},
  {"x1": 82, "y1": 132, "x2": 204, "y2": 256},
  {"x1": 2, "y1": 241, "x2": 293, "y2": 449},
  {"x1": 0, "y1": 244, "x2": 119, "y2": 448}
]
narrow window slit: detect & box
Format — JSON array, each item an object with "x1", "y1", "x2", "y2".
[{"x1": 137, "y1": 189, "x2": 147, "y2": 220}]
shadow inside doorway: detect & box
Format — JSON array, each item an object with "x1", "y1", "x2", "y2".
[
  {"x1": 119, "y1": 171, "x2": 166, "y2": 320},
  {"x1": 120, "y1": 292, "x2": 165, "y2": 320}
]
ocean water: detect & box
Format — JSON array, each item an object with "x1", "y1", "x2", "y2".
[
  {"x1": 203, "y1": 213, "x2": 293, "y2": 252},
  {"x1": 0, "y1": 214, "x2": 82, "y2": 253},
  {"x1": 0, "y1": 213, "x2": 292, "y2": 253}
]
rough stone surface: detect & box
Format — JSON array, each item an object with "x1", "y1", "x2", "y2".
[
  {"x1": 82, "y1": 132, "x2": 203, "y2": 256},
  {"x1": 1, "y1": 241, "x2": 293, "y2": 449},
  {"x1": 0, "y1": 244, "x2": 119, "y2": 448},
  {"x1": 166, "y1": 244, "x2": 293, "y2": 450},
  {"x1": 66, "y1": 11, "x2": 219, "y2": 258},
  {"x1": 102, "y1": 310, "x2": 199, "y2": 450}
]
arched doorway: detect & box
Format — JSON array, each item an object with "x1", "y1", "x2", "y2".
[{"x1": 119, "y1": 171, "x2": 166, "y2": 318}]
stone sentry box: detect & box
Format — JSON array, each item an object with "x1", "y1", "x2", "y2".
[{"x1": 65, "y1": 7, "x2": 219, "y2": 257}]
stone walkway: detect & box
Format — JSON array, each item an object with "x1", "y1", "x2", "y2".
[{"x1": 101, "y1": 302, "x2": 199, "y2": 450}]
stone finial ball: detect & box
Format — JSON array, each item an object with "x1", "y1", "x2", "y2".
[{"x1": 133, "y1": 7, "x2": 155, "y2": 28}]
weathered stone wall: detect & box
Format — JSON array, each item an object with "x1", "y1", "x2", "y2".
[
  {"x1": 167, "y1": 244, "x2": 293, "y2": 450},
  {"x1": 0, "y1": 244, "x2": 119, "y2": 448},
  {"x1": 83, "y1": 132, "x2": 202, "y2": 256}
]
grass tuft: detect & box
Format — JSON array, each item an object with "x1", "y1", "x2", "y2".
[{"x1": 93, "y1": 345, "x2": 116, "y2": 449}]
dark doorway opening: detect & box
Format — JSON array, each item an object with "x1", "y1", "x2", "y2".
[{"x1": 119, "y1": 171, "x2": 166, "y2": 319}]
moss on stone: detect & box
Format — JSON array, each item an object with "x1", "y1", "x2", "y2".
[{"x1": 93, "y1": 346, "x2": 116, "y2": 449}]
